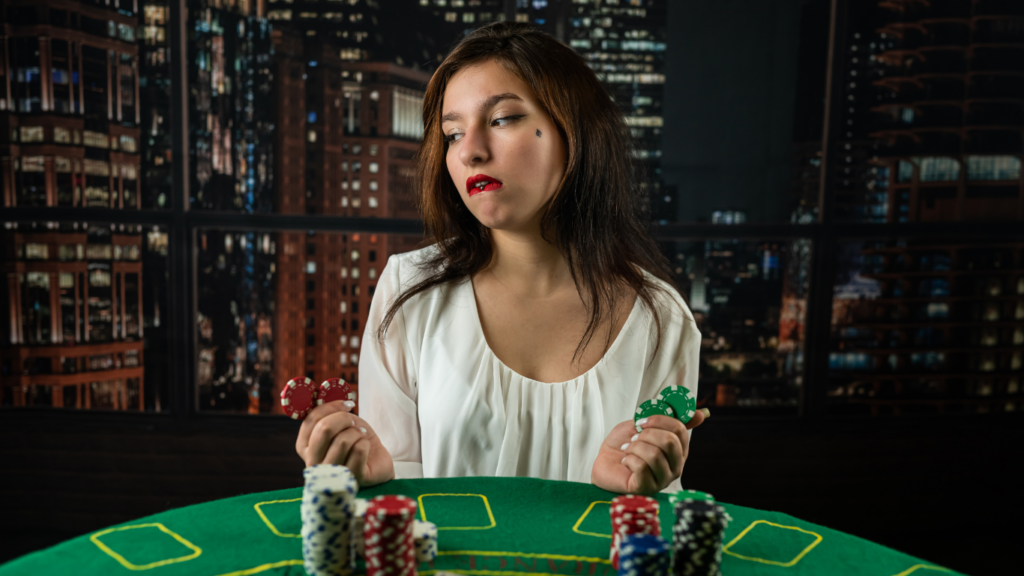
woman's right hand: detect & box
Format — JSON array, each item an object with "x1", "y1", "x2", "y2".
[{"x1": 295, "y1": 400, "x2": 395, "y2": 487}]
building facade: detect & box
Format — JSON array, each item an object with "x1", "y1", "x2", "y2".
[{"x1": 1, "y1": 0, "x2": 153, "y2": 410}]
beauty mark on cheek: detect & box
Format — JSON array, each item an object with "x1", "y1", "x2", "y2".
[{"x1": 536, "y1": 129, "x2": 542, "y2": 137}]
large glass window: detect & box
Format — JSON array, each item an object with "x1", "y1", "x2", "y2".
[{"x1": 1, "y1": 222, "x2": 170, "y2": 412}]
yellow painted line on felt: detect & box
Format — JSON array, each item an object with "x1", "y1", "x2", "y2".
[
  {"x1": 437, "y1": 550, "x2": 609, "y2": 564},
  {"x1": 214, "y1": 559, "x2": 304, "y2": 576},
  {"x1": 722, "y1": 520, "x2": 822, "y2": 567},
  {"x1": 572, "y1": 501, "x2": 612, "y2": 538},
  {"x1": 89, "y1": 523, "x2": 202, "y2": 570},
  {"x1": 891, "y1": 564, "x2": 953, "y2": 576},
  {"x1": 418, "y1": 493, "x2": 497, "y2": 530},
  {"x1": 253, "y1": 497, "x2": 302, "y2": 538}
]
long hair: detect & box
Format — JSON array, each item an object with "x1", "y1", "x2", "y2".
[{"x1": 376, "y1": 21, "x2": 684, "y2": 371}]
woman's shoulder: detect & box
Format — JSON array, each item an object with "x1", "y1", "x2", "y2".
[
  {"x1": 386, "y1": 243, "x2": 445, "y2": 285},
  {"x1": 635, "y1": 265, "x2": 696, "y2": 327}
]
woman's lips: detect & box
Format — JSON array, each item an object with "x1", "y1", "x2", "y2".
[{"x1": 469, "y1": 182, "x2": 503, "y2": 197}]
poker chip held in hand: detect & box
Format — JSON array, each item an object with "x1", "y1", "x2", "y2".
[
  {"x1": 655, "y1": 385, "x2": 697, "y2": 424},
  {"x1": 280, "y1": 376, "x2": 357, "y2": 419},
  {"x1": 280, "y1": 376, "x2": 317, "y2": 420},
  {"x1": 319, "y1": 377, "x2": 356, "y2": 406}
]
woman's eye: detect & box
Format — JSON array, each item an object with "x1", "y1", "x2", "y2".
[{"x1": 443, "y1": 116, "x2": 523, "y2": 145}]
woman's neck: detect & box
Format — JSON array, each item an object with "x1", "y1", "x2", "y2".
[{"x1": 483, "y1": 229, "x2": 574, "y2": 301}]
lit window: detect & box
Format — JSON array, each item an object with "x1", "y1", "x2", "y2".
[
  {"x1": 120, "y1": 135, "x2": 138, "y2": 152},
  {"x1": 368, "y1": 196, "x2": 378, "y2": 209},
  {"x1": 351, "y1": 250, "x2": 360, "y2": 261},
  {"x1": 25, "y1": 243, "x2": 49, "y2": 259},
  {"x1": 516, "y1": 13, "x2": 528, "y2": 22},
  {"x1": 352, "y1": 144, "x2": 362, "y2": 155},
  {"x1": 340, "y1": 353, "x2": 348, "y2": 365},
  {"x1": 352, "y1": 180, "x2": 361, "y2": 191},
  {"x1": 368, "y1": 162, "x2": 378, "y2": 174},
  {"x1": 340, "y1": 302, "x2": 348, "y2": 313},
  {"x1": 340, "y1": 267, "x2": 349, "y2": 279},
  {"x1": 463, "y1": 12, "x2": 475, "y2": 22},
  {"x1": 370, "y1": 91, "x2": 379, "y2": 101},
  {"x1": 342, "y1": 181, "x2": 349, "y2": 191},
  {"x1": 267, "y1": 9, "x2": 292, "y2": 19},
  {"x1": 352, "y1": 197, "x2": 361, "y2": 208},
  {"x1": 306, "y1": 261, "x2": 317, "y2": 273},
  {"x1": 445, "y1": 12, "x2": 457, "y2": 21},
  {"x1": 342, "y1": 161, "x2": 349, "y2": 171},
  {"x1": 369, "y1": 180, "x2": 378, "y2": 191},
  {"x1": 307, "y1": 130, "x2": 317, "y2": 142},
  {"x1": 351, "y1": 336, "x2": 360, "y2": 348},
  {"x1": 351, "y1": 267, "x2": 360, "y2": 279},
  {"x1": 369, "y1": 144, "x2": 378, "y2": 156},
  {"x1": 341, "y1": 195, "x2": 349, "y2": 207},
  {"x1": 54, "y1": 127, "x2": 71, "y2": 143},
  {"x1": 351, "y1": 353, "x2": 358, "y2": 364},
  {"x1": 368, "y1": 267, "x2": 377, "y2": 279},
  {"x1": 20, "y1": 126, "x2": 44, "y2": 142}
]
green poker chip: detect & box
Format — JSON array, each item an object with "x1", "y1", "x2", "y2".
[
  {"x1": 634, "y1": 399, "x2": 676, "y2": 432},
  {"x1": 656, "y1": 385, "x2": 697, "y2": 424},
  {"x1": 669, "y1": 489, "x2": 715, "y2": 505}
]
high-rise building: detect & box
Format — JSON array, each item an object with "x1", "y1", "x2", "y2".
[
  {"x1": 139, "y1": 0, "x2": 175, "y2": 209},
  {"x1": 268, "y1": 35, "x2": 430, "y2": 414},
  {"x1": 827, "y1": 1, "x2": 1024, "y2": 415},
  {"x1": 0, "y1": 0, "x2": 158, "y2": 410}
]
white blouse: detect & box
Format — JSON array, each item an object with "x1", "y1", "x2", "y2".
[{"x1": 359, "y1": 244, "x2": 701, "y2": 493}]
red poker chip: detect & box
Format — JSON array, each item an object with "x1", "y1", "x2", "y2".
[
  {"x1": 364, "y1": 495, "x2": 418, "y2": 576},
  {"x1": 317, "y1": 378, "x2": 356, "y2": 406},
  {"x1": 280, "y1": 376, "x2": 316, "y2": 419},
  {"x1": 366, "y1": 495, "x2": 418, "y2": 519}
]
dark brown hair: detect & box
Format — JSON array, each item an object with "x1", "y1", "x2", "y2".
[{"x1": 376, "y1": 21, "x2": 684, "y2": 371}]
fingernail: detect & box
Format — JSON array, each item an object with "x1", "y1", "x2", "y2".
[
  {"x1": 359, "y1": 427, "x2": 367, "y2": 434},
  {"x1": 621, "y1": 457, "x2": 627, "y2": 464},
  {"x1": 620, "y1": 442, "x2": 630, "y2": 451},
  {"x1": 630, "y1": 433, "x2": 639, "y2": 442},
  {"x1": 700, "y1": 408, "x2": 711, "y2": 419},
  {"x1": 343, "y1": 401, "x2": 356, "y2": 407},
  {"x1": 637, "y1": 418, "x2": 648, "y2": 426}
]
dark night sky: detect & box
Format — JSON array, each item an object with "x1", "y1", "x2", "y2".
[{"x1": 662, "y1": 0, "x2": 829, "y2": 223}]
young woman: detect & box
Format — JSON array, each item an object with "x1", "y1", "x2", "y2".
[{"x1": 295, "y1": 22, "x2": 705, "y2": 495}]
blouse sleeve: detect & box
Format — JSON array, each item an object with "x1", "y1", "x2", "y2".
[
  {"x1": 650, "y1": 311, "x2": 703, "y2": 494},
  {"x1": 359, "y1": 254, "x2": 423, "y2": 479}
]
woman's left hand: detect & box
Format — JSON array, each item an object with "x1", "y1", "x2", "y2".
[{"x1": 591, "y1": 409, "x2": 707, "y2": 495}]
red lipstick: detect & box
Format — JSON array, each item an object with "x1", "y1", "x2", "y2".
[{"x1": 467, "y1": 174, "x2": 503, "y2": 196}]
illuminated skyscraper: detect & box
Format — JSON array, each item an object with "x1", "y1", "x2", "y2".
[
  {"x1": 268, "y1": 36, "x2": 430, "y2": 413},
  {"x1": 827, "y1": 1, "x2": 1024, "y2": 415},
  {"x1": 0, "y1": 0, "x2": 156, "y2": 410}
]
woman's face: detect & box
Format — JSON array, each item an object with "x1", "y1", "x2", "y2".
[{"x1": 442, "y1": 59, "x2": 568, "y2": 234}]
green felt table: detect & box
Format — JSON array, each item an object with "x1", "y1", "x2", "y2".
[{"x1": 0, "y1": 477, "x2": 962, "y2": 576}]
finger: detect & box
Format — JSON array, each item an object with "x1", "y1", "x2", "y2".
[
  {"x1": 307, "y1": 411, "x2": 361, "y2": 466},
  {"x1": 685, "y1": 408, "x2": 708, "y2": 430},
  {"x1": 634, "y1": 428, "x2": 684, "y2": 476},
  {"x1": 626, "y1": 438, "x2": 673, "y2": 489},
  {"x1": 345, "y1": 438, "x2": 372, "y2": 480},
  {"x1": 321, "y1": 427, "x2": 366, "y2": 467},
  {"x1": 296, "y1": 401, "x2": 355, "y2": 456},
  {"x1": 621, "y1": 454, "x2": 656, "y2": 494}
]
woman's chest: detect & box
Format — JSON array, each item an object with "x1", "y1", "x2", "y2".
[{"x1": 470, "y1": 278, "x2": 635, "y2": 384}]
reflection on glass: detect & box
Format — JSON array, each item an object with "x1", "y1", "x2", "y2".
[
  {"x1": 659, "y1": 238, "x2": 810, "y2": 415},
  {"x1": 830, "y1": 238, "x2": 1024, "y2": 416},
  {"x1": 196, "y1": 230, "x2": 422, "y2": 415},
  {"x1": 1, "y1": 222, "x2": 169, "y2": 411}
]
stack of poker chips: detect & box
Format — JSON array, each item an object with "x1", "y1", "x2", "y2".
[
  {"x1": 669, "y1": 494, "x2": 732, "y2": 576},
  {"x1": 281, "y1": 376, "x2": 357, "y2": 420},
  {"x1": 364, "y1": 495, "x2": 419, "y2": 576},
  {"x1": 413, "y1": 520, "x2": 439, "y2": 563},
  {"x1": 301, "y1": 464, "x2": 359, "y2": 575},
  {"x1": 609, "y1": 495, "x2": 661, "y2": 570},
  {"x1": 618, "y1": 534, "x2": 671, "y2": 576}
]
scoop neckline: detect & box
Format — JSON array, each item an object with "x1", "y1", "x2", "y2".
[{"x1": 466, "y1": 273, "x2": 642, "y2": 385}]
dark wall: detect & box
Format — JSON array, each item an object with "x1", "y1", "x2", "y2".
[
  {"x1": 2, "y1": 413, "x2": 1021, "y2": 575},
  {"x1": 662, "y1": 0, "x2": 807, "y2": 223}
]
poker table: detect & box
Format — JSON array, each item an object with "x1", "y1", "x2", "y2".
[{"x1": 0, "y1": 477, "x2": 962, "y2": 576}]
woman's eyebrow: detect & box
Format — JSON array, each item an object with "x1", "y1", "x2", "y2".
[{"x1": 441, "y1": 92, "x2": 523, "y2": 124}]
